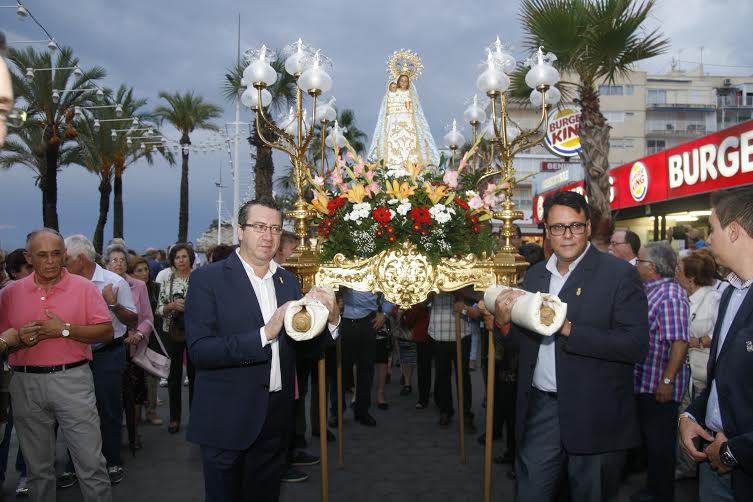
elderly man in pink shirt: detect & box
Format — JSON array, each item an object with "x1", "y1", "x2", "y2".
[{"x1": 0, "y1": 228, "x2": 114, "y2": 502}]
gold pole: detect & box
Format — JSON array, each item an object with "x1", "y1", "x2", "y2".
[
  {"x1": 318, "y1": 355, "x2": 329, "y2": 502},
  {"x1": 483, "y1": 328, "x2": 496, "y2": 502},
  {"x1": 455, "y1": 312, "x2": 466, "y2": 464},
  {"x1": 471, "y1": 121, "x2": 478, "y2": 145},
  {"x1": 336, "y1": 337, "x2": 344, "y2": 466},
  {"x1": 320, "y1": 119, "x2": 327, "y2": 178}
]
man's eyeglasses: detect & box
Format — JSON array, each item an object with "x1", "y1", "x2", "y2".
[
  {"x1": 241, "y1": 223, "x2": 283, "y2": 235},
  {"x1": 636, "y1": 259, "x2": 654, "y2": 265},
  {"x1": 547, "y1": 222, "x2": 587, "y2": 236},
  {"x1": 609, "y1": 240, "x2": 629, "y2": 247}
]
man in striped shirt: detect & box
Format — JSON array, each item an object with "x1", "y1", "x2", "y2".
[{"x1": 634, "y1": 241, "x2": 690, "y2": 502}]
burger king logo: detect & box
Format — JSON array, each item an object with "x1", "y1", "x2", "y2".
[
  {"x1": 629, "y1": 162, "x2": 649, "y2": 202},
  {"x1": 545, "y1": 107, "x2": 582, "y2": 157}
]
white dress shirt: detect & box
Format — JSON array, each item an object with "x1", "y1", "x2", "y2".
[
  {"x1": 90, "y1": 264, "x2": 136, "y2": 339},
  {"x1": 236, "y1": 250, "x2": 340, "y2": 393},
  {"x1": 532, "y1": 243, "x2": 591, "y2": 393}
]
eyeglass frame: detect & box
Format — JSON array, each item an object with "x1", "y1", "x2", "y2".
[
  {"x1": 635, "y1": 259, "x2": 654, "y2": 266},
  {"x1": 546, "y1": 222, "x2": 588, "y2": 237},
  {"x1": 609, "y1": 240, "x2": 630, "y2": 247},
  {"x1": 240, "y1": 222, "x2": 284, "y2": 235}
]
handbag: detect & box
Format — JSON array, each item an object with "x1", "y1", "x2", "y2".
[{"x1": 132, "y1": 320, "x2": 171, "y2": 379}]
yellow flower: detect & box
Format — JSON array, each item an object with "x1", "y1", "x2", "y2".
[
  {"x1": 310, "y1": 190, "x2": 331, "y2": 215},
  {"x1": 404, "y1": 160, "x2": 424, "y2": 181},
  {"x1": 345, "y1": 183, "x2": 368, "y2": 204},
  {"x1": 385, "y1": 180, "x2": 416, "y2": 200},
  {"x1": 423, "y1": 182, "x2": 448, "y2": 205}
]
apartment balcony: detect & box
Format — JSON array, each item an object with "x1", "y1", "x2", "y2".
[
  {"x1": 646, "y1": 121, "x2": 714, "y2": 137},
  {"x1": 646, "y1": 101, "x2": 716, "y2": 112},
  {"x1": 717, "y1": 95, "x2": 753, "y2": 108}
]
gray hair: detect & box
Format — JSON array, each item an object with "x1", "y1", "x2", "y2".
[
  {"x1": 103, "y1": 244, "x2": 128, "y2": 264},
  {"x1": 25, "y1": 228, "x2": 64, "y2": 251},
  {"x1": 644, "y1": 241, "x2": 677, "y2": 278},
  {"x1": 64, "y1": 234, "x2": 97, "y2": 261}
]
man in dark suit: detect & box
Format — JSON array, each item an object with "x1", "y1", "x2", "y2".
[
  {"x1": 492, "y1": 191, "x2": 649, "y2": 502},
  {"x1": 680, "y1": 187, "x2": 753, "y2": 502},
  {"x1": 185, "y1": 198, "x2": 340, "y2": 502}
]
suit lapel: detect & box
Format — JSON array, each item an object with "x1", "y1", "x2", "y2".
[
  {"x1": 224, "y1": 253, "x2": 264, "y2": 325},
  {"x1": 555, "y1": 244, "x2": 599, "y2": 322},
  {"x1": 717, "y1": 285, "x2": 753, "y2": 362}
]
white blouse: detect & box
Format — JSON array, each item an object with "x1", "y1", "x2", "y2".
[{"x1": 688, "y1": 286, "x2": 721, "y2": 342}]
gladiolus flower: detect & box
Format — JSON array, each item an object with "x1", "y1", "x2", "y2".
[{"x1": 443, "y1": 170, "x2": 459, "y2": 189}]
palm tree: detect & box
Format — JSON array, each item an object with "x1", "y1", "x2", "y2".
[
  {"x1": 0, "y1": 124, "x2": 79, "y2": 201},
  {"x1": 7, "y1": 46, "x2": 106, "y2": 229},
  {"x1": 110, "y1": 86, "x2": 174, "y2": 239},
  {"x1": 153, "y1": 91, "x2": 222, "y2": 243},
  {"x1": 519, "y1": 0, "x2": 669, "y2": 235},
  {"x1": 223, "y1": 54, "x2": 297, "y2": 200}
]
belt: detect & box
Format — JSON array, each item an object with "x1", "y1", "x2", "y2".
[
  {"x1": 12, "y1": 359, "x2": 89, "y2": 374},
  {"x1": 93, "y1": 336, "x2": 124, "y2": 353},
  {"x1": 533, "y1": 387, "x2": 558, "y2": 399}
]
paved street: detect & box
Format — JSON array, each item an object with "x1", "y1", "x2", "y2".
[{"x1": 0, "y1": 367, "x2": 700, "y2": 501}]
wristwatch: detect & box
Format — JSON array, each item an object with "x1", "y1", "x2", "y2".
[
  {"x1": 720, "y1": 442, "x2": 739, "y2": 467},
  {"x1": 62, "y1": 322, "x2": 71, "y2": 337},
  {"x1": 662, "y1": 377, "x2": 674, "y2": 385}
]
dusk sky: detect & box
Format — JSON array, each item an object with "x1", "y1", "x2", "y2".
[{"x1": 1, "y1": 0, "x2": 751, "y2": 252}]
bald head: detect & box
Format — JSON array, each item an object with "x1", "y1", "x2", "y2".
[{"x1": 26, "y1": 228, "x2": 65, "y2": 252}]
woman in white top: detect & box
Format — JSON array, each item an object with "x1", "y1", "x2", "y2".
[{"x1": 675, "y1": 250, "x2": 721, "y2": 397}]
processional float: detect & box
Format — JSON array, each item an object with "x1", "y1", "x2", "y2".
[{"x1": 242, "y1": 38, "x2": 562, "y2": 502}]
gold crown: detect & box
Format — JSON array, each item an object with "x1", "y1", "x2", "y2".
[{"x1": 387, "y1": 49, "x2": 423, "y2": 81}]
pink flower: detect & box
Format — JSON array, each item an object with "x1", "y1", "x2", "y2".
[
  {"x1": 353, "y1": 162, "x2": 365, "y2": 177},
  {"x1": 363, "y1": 169, "x2": 375, "y2": 182},
  {"x1": 484, "y1": 183, "x2": 496, "y2": 196},
  {"x1": 499, "y1": 181, "x2": 511, "y2": 190},
  {"x1": 330, "y1": 167, "x2": 343, "y2": 186},
  {"x1": 468, "y1": 195, "x2": 485, "y2": 210},
  {"x1": 346, "y1": 151, "x2": 355, "y2": 160},
  {"x1": 312, "y1": 175, "x2": 324, "y2": 186},
  {"x1": 483, "y1": 193, "x2": 499, "y2": 208},
  {"x1": 366, "y1": 182, "x2": 381, "y2": 196},
  {"x1": 443, "y1": 170, "x2": 459, "y2": 189},
  {"x1": 458, "y1": 159, "x2": 468, "y2": 171}
]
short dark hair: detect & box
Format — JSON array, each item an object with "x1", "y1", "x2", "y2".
[
  {"x1": 209, "y1": 244, "x2": 234, "y2": 263},
  {"x1": 623, "y1": 230, "x2": 641, "y2": 256},
  {"x1": 238, "y1": 197, "x2": 281, "y2": 226},
  {"x1": 169, "y1": 243, "x2": 195, "y2": 267},
  {"x1": 543, "y1": 191, "x2": 590, "y2": 223},
  {"x1": 5, "y1": 248, "x2": 27, "y2": 276},
  {"x1": 280, "y1": 230, "x2": 298, "y2": 246},
  {"x1": 680, "y1": 250, "x2": 716, "y2": 287},
  {"x1": 519, "y1": 243, "x2": 545, "y2": 266},
  {"x1": 712, "y1": 187, "x2": 753, "y2": 238},
  {"x1": 514, "y1": 225, "x2": 522, "y2": 239},
  {"x1": 0, "y1": 32, "x2": 6, "y2": 57}
]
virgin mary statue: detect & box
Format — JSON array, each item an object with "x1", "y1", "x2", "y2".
[{"x1": 367, "y1": 50, "x2": 440, "y2": 169}]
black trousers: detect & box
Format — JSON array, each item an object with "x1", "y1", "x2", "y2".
[
  {"x1": 433, "y1": 337, "x2": 472, "y2": 417},
  {"x1": 201, "y1": 391, "x2": 290, "y2": 502},
  {"x1": 498, "y1": 380, "x2": 517, "y2": 454},
  {"x1": 415, "y1": 340, "x2": 434, "y2": 405},
  {"x1": 166, "y1": 337, "x2": 195, "y2": 422},
  {"x1": 341, "y1": 316, "x2": 376, "y2": 417},
  {"x1": 636, "y1": 393, "x2": 680, "y2": 500}
]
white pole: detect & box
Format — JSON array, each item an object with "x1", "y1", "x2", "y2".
[
  {"x1": 232, "y1": 14, "x2": 241, "y2": 244},
  {"x1": 217, "y1": 169, "x2": 223, "y2": 246}
]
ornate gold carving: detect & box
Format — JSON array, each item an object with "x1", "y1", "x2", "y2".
[
  {"x1": 314, "y1": 241, "x2": 525, "y2": 306},
  {"x1": 387, "y1": 49, "x2": 424, "y2": 81}
]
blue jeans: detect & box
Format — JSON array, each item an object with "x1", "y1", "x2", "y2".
[{"x1": 0, "y1": 408, "x2": 27, "y2": 482}]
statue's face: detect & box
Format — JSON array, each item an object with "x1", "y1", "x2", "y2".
[
  {"x1": 0, "y1": 56, "x2": 13, "y2": 148},
  {"x1": 398, "y1": 75, "x2": 409, "y2": 90},
  {"x1": 389, "y1": 83, "x2": 397, "y2": 92}
]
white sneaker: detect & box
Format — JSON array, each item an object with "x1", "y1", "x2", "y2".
[
  {"x1": 16, "y1": 476, "x2": 29, "y2": 496},
  {"x1": 183, "y1": 376, "x2": 189, "y2": 386},
  {"x1": 159, "y1": 378, "x2": 168, "y2": 387}
]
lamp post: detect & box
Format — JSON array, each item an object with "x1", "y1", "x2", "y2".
[{"x1": 443, "y1": 118, "x2": 465, "y2": 167}]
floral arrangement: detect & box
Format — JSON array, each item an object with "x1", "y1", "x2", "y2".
[{"x1": 309, "y1": 145, "x2": 504, "y2": 264}]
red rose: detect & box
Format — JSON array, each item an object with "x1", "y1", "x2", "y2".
[
  {"x1": 372, "y1": 207, "x2": 393, "y2": 224},
  {"x1": 454, "y1": 198, "x2": 469, "y2": 210},
  {"x1": 327, "y1": 196, "x2": 346, "y2": 213},
  {"x1": 410, "y1": 207, "x2": 431, "y2": 225}
]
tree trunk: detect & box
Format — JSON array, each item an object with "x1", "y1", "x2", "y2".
[
  {"x1": 250, "y1": 122, "x2": 276, "y2": 200},
  {"x1": 177, "y1": 135, "x2": 190, "y2": 243},
  {"x1": 113, "y1": 172, "x2": 124, "y2": 239},
  {"x1": 93, "y1": 174, "x2": 112, "y2": 255},
  {"x1": 43, "y1": 140, "x2": 60, "y2": 230},
  {"x1": 577, "y1": 82, "x2": 613, "y2": 243}
]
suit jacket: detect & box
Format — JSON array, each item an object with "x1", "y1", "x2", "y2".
[
  {"x1": 184, "y1": 252, "x2": 330, "y2": 451},
  {"x1": 686, "y1": 285, "x2": 753, "y2": 499},
  {"x1": 512, "y1": 245, "x2": 649, "y2": 455}
]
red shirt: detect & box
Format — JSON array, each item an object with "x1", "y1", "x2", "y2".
[{"x1": 0, "y1": 270, "x2": 112, "y2": 366}]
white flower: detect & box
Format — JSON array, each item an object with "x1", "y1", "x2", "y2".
[
  {"x1": 396, "y1": 200, "x2": 412, "y2": 216},
  {"x1": 429, "y1": 204, "x2": 456, "y2": 224},
  {"x1": 387, "y1": 198, "x2": 400, "y2": 205},
  {"x1": 386, "y1": 168, "x2": 411, "y2": 178}
]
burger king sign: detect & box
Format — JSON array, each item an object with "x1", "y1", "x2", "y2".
[{"x1": 545, "y1": 107, "x2": 582, "y2": 157}]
